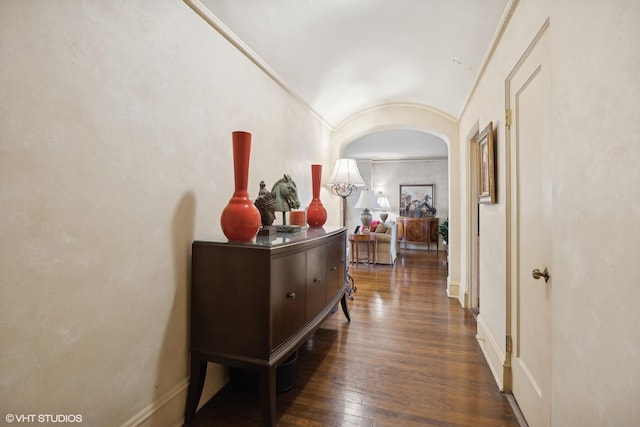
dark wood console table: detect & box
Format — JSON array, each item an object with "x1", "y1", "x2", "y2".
[
  {"x1": 398, "y1": 217, "x2": 440, "y2": 251},
  {"x1": 184, "y1": 226, "x2": 350, "y2": 426}
]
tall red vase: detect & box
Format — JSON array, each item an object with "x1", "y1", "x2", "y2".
[
  {"x1": 220, "y1": 131, "x2": 261, "y2": 242},
  {"x1": 306, "y1": 164, "x2": 327, "y2": 227}
]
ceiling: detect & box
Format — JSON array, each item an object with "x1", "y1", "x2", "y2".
[
  {"x1": 345, "y1": 129, "x2": 448, "y2": 160},
  {"x1": 195, "y1": 0, "x2": 509, "y2": 129}
]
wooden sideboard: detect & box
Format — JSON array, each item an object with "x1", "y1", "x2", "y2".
[
  {"x1": 397, "y1": 217, "x2": 440, "y2": 251},
  {"x1": 184, "y1": 227, "x2": 350, "y2": 426}
]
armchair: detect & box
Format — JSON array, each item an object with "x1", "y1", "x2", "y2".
[{"x1": 355, "y1": 222, "x2": 398, "y2": 265}]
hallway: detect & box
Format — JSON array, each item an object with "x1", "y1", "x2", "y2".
[{"x1": 188, "y1": 249, "x2": 519, "y2": 426}]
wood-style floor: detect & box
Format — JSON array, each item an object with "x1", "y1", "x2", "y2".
[{"x1": 187, "y1": 249, "x2": 519, "y2": 426}]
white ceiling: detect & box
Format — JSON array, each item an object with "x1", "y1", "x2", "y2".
[
  {"x1": 192, "y1": 0, "x2": 508, "y2": 158},
  {"x1": 345, "y1": 129, "x2": 448, "y2": 160}
]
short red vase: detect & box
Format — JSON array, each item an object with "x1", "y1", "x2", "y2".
[
  {"x1": 306, "y1": 164, "x2": 327, "y2": 227},
  {"x1": 220, "y1": 131, "x2": 261, "y2": 242}
]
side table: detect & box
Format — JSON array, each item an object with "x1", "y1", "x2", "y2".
[{"x1": 349, "y1": 233, "x2": 376, "y2": 268}]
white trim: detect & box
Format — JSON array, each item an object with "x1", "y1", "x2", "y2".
[
  {"x1": 446, "y1": 278, "x2": 460, "y2": 300},
  {"x1": 459, "y1": 0, "x2": 520, "y2": 119},
  {"x1": 465, "y1": 123, "x2": 480, "y2": 315},
  {"x1": 370, "y1": 157, "x2": 449, "y2": 163},
  {"x1": 120, "y1": 380, "x2": 189, "y2": 427},
  {"x1": 475, "y1": 314, "x2": 506, "y2": 391},
  {"x1": 462, "y1": 291, "x2": 470, "y2": 309},
  {"x1": 335, "y1": 102, "x2": 458, "y2": 129},
  {"x1": 183, "y1": 0, "x2": 332, "y2": 130}
]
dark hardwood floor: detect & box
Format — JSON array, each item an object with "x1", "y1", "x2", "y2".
[{"x1": 187, "y1": 249, "x2": 519, "y2": 426}]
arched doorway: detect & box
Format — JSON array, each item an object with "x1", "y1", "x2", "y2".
[
  {"x1": 328, "y1": 104, "x2": 461, "y2": 301},
  {"x1": 342, "y1": 129, "x2": 449, "y2": 250}
]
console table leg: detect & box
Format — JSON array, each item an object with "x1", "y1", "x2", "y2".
[
  {"x1": 341, "y1": 294, "x2": 351, "y2": 322},
  {"x1": 345, "y1": 270, "x2": 356, "y2": 300},
  {"x1": 259, "y1": 366, "x2": 277, "y2": 426},
  {"x1": 184, "y1": 354, "x2": 207, "y2": 423}
]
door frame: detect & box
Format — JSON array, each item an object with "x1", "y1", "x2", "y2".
[
  {"x1": 465, "y1": 124, "x2": 480, "y2": 312},
  {"x1": 503, "y1": 15, "x2": 551, "y2": 401}
]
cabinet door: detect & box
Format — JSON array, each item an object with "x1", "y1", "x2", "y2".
[
  {"x1": 306, "y1": 244, "x2": 327, "y2": 321},
  {"x1": 271, "y1": 251, "x2": 306, "y2": 350},
  {"x1": 326, "y1": 234, "x2": 346, "y2": 302},
  {"x1": 406, "y1": 219, "x2": 428, "y2": 242}
]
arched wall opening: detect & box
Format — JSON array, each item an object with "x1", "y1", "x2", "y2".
[
  {"x1": 328, "y1": 103, "x2": 462, "y2": 299},
  {"x1": 342, "y1": 129, "x2": 449, "y2": 241}
]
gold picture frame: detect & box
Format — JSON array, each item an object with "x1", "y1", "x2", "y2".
[{"x1": 478, "y1": 121, "x2": 495, "y2": 204}]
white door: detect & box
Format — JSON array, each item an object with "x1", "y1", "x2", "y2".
[{"x1": 507, "y1": 23, "x2": 551, "y2": 427}]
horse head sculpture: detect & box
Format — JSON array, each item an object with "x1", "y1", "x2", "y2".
[{"x1": 271, "y1": 174, "x2": 300, "y2": 213}]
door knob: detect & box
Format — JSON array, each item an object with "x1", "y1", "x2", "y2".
[{"x1": 532, "y1": 267, "x2": 550, "y2": 283}]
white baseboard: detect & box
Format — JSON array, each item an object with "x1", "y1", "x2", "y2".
[
  {"x1": 475, "y1": 314, "x2": 505, "y2": 391},
  {"x1": 121, "y1": 380, "x2": 188, "y2": 427},
  {"x1": 446, "y1": 278, "x2": 460, "y2": 301},
  {"x1": 462, "y1": 291, "x2": 470, "y2": 309},
  {"x1": 121, "y1": 364, "x2": 226, "y2": 427}
]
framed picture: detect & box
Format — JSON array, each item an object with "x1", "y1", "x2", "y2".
[
  {"x1": 399, "y1": 184, "x2": 436, "y2": 217},
  {"x1": 478, "y1": 121, "x2": 495, "y2": 204}
]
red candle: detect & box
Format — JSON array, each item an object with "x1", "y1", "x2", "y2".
[{"x1": 289, "y1": 210, "x2": 306, "y2": 226}]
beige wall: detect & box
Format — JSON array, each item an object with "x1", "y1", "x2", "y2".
[
  {"x1": 371, "y1": 159, "x2": 449, "y2": 226},
  {"x1": 0, "y1": 1, "x2": 331, "y2": 425},
  {"x1": 550, "y1": 0, "x2": 640, "y2": 424},
  {"x1": 461, "y1": 0, "x2": 640, "y2": 424}
]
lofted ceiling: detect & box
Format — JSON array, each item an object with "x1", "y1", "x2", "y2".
[{"x1": 194, "y1": 0, "x2": 509, "y2": 130}]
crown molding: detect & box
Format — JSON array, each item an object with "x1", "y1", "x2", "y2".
[
  {"x1": 183, "y1": 0, "x2": 334, "y2": 130},
  {"x1": 459, "y1": 0, "x2": 520, "y2": 119},
  {"x1": 185, "y1": 0, "x2": 513, "y2": 131}
]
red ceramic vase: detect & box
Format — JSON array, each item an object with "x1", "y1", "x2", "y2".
[
  {"x1": 220, "y1": 131, "x2": 261, "y2": 242},
  {"x1": 306, "y1": 164, "x2": 328, "y2": 227}
]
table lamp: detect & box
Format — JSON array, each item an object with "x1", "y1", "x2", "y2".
[
  {"x1": 354, "y1": 189, "x2": 381, "y2": 229},
  {"x1": 376, "y1": 193, "x2": 391, "y2": 222}
]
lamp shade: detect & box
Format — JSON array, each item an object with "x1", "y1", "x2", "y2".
[
  {"x1": 354, "y1": 190, "x2": 382, "y2": 209},
  {"x1": 354, "y1": 190, "x2": 380, "y2": 227},
  {"x1": 327, "y1": 159, "x2": 365, "y2": 187},
  {"x1": 376, "y1": 195, "x2": 391, "y2": 222},
  {"x1": 377, "y1": 196, "x2": 391, "y2": 210}
]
